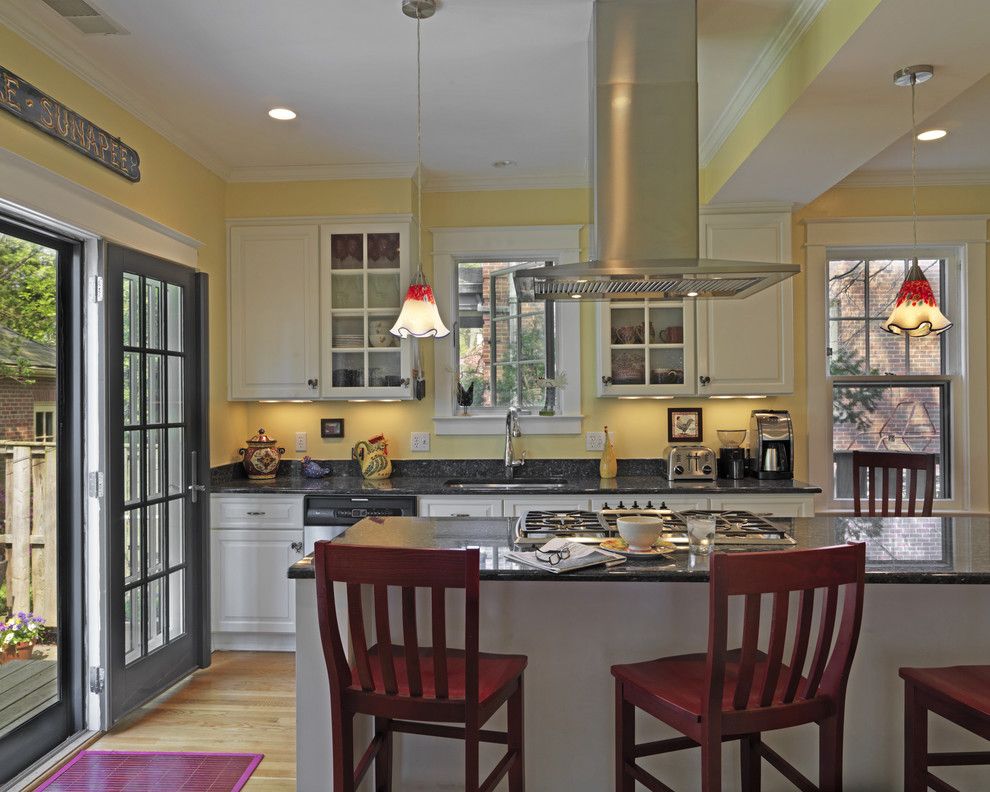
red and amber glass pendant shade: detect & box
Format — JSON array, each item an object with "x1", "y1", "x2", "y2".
[
  {"x1": 881, "y1": 260, "x2": 952, "y2": 337},
  {"x1": 390, "y1": 270, "x2": 450, "y2": 338}
]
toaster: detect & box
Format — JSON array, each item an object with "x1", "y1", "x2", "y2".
[{"x1": 659, "y1": 444, "x2": 717, "y2": 481}]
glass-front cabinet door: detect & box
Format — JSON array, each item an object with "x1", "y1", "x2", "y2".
[
  {"x1": 320, "y1": 223, "x2": 412, "y2": 399},
  {"x1": 597, "y1": 300, "x2": 696, "y2": 396}
]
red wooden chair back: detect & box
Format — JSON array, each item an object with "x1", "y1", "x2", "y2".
[
  {"x1": 314, "y1": 543, "x2": 481, "y2": 707},
  {"x1": 704, "y1": 543, "x2": 866, "y2": 719},
  {"x1": 852, "y1": 450, "x2": 936, "y2": 516}
]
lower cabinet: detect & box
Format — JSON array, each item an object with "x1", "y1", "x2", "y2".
[
  {"x1": 211, "y1": 494, "x2": 305, "y2": 651},
  {"x1": 418, "y1": 497, "x2": 503, "y2": 517},
  {"x1": 707, "y1": 496, "x2": 814, "y2": 517},
  {"x1": 502, "y1": 497, "x2": 591, "y2": 516}
]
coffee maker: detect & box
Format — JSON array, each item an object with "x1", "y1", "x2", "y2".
[{"x1": 750, "y1": 410, "x2": 794, "y2": 480}]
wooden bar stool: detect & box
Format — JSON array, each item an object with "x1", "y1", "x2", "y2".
[
  {"x1": 612, "y1": 543, "x2": 866, "y2": 792},
  {"x1": 900, "y1": 665, "x2": 990, "y2": 791},
  {"x1": 852, "y1": 450, "x2": 936, "y2": 516},
  {"x1": 314, "y1": 542, "x2": 526, "y2": 792}
]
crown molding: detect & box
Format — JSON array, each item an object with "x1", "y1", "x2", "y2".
[
  {"x1": 227, "y1": 162, "x2": 419, "y2": 183},
  {"x1": 838, "y1": 168, "x2": 990, "y2": 188},
  {"x1": 699, "y1": 0, "x2": 828, "y2": 167},
  {"x1": 423, "y1": 171, "x2": 589, "y2": 193},
  {"x1": 0, "y1": 6, "x2": 231, "y2": 179}
]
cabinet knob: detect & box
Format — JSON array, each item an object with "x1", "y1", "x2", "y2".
[
  {"x1": 601, "y1": 376, "x2": 613, "y2": 386},
  {"x1": 399, "y1": 378, "x2": 410, "y2": 387},
  {"x1": 307, "y1": 378, "x2": 319, "y2": 389},
  {"x1": 699, "y1": 376, "x2": 711, "y2": 387},
  {"x1": 290, "y1": 541, "x2": 304, "y2": 554}
]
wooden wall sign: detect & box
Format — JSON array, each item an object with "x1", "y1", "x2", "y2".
[{"x1": 0, "y1": 65, "x2": 141, "y2": 182}]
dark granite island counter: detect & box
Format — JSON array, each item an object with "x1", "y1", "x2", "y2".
[{"x1": 292, "y1": 516, "x2": 989, "y2": 791}]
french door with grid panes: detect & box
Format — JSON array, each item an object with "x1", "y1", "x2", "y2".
[{"x1": 106, "y1": 244, "x2": 209, "y2": 723}]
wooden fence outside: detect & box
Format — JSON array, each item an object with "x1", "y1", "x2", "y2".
[{"x1": 0, "y1": 442, "x2": 57, "y2": 626}]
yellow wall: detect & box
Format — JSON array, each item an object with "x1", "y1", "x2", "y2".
[
  {"x1": 0, "y1": 23, "x2": 243, "y2": 465},
  {"x1": 231, "y1": 181, "x2": 806, "y2": 475}
]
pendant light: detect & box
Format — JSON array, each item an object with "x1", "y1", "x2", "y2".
[
  {"x1": 390, "y1": 0, "x2": 450, "y2": 339},
  {"x1": 881, "y1": 65, "x2": 952, "y2": 337}
]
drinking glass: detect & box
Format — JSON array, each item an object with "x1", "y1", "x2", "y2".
[{"x1": 687, "y1": 515, "x2": 716, "y2": 555}]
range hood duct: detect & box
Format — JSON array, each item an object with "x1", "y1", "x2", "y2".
[{"x1": 515, "y1": 0, "x2": 798, "y2": 301}]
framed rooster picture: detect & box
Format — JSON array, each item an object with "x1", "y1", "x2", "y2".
[{"x1": 668, "y1": 407, "x2": 702, "y2": 443}]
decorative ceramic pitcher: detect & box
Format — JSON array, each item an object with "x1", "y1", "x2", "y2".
[
  {"x1": 239, "y1": 428, "x2": 286, "y2": 480},
  {"x1": 352, "y1": 434, "x2": 392, "y2": 480}
]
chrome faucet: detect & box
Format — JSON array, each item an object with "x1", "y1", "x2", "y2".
[{"x1": 504, "y1": 407, "x2": 526, "y2": 478}]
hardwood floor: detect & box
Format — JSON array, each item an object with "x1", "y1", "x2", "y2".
[{"x1": 83, "y1": 651, "x2": 296, "y2": 791}]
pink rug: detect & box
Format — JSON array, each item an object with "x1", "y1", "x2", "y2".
[{"x1": 35, "y1": 751, "x2": 264, "y2": 791}]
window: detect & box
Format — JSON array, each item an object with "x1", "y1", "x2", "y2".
[
  {"x1": 34, "y1": 403, "x2": 56, "y2": 443},
  {"x1": 827, "y1": 256, "x2": 950, "y2": 499},
  {"x1": 455, "y1": 260, "x2": 555, "y2": 410}
]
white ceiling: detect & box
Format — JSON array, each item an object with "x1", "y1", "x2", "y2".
[{"x1": 1, "y1": 0, "x2": 810, "y2": 187}]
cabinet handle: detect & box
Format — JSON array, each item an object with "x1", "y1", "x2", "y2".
[
  {"x1": 451, "y1": 513, "x2": 471, "y2": 517},
  {"x1": 699, "y1": 376, "x2": 711, "y2": 387},
  {"x1": 307, "y1": 378, "x2": 319, "y2": 389},
  {"x1": 246, "y1": 511, "x2": 266, "y2": 516},
  {"x1": 290, "y1": 541, "x2": 304, "y2": 553}
]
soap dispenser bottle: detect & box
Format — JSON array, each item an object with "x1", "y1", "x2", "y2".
[{"x1": 599, "y1": 425, "x2": 617, "y2": 479}]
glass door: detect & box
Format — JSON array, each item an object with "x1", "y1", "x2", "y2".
[
  {"x1": 0, "y1": 217, "x2": 84, "y2": 784},
  {"x1": 105, "y1": 245, "x2": 209, "y2": 724}
]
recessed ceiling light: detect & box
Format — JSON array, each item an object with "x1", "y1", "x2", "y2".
[
  {"x1": 916, "y1": 129, "x2": 947, "y2": 141},
  {"x1": 686, "y1": 291, "x2": 699, "y2": 297},
  {"x1": 268, "y1": 107, "x2": 297, "y2": 121},
  {"x1": 492, "y1": 160, "x2": 517, "y2": 168}
]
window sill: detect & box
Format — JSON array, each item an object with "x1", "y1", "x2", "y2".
[{"x1": 433, "y1": 414, "x2": 584, "y2": 436}]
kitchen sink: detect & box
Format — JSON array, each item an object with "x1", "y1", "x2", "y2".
[{"x1": 443, "y1": 478, "x2": 569, "y2": 490}]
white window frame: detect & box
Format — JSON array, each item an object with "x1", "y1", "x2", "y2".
[
  {"x1": 805, "y1": 215, "x2": 989, "y2": 513},
  {"x1": 431, "y1": 225, "x2": 583, "y2": 435},
  {"x1": 34, "y1": 401, "x2": 56, "y2": 443}
]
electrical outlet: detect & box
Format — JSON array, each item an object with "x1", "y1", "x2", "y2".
[
  {"x1": 410, "y1": 432, "x2": 431, "y2": 452},
  {"x1": 585, "y1": 431, "x2": 605, "y2": 452},
  {"x1": 295, "y1": 432, "x2": 307, "y2": 452}
]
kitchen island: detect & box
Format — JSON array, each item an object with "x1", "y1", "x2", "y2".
[{"x1": 290, "y1": 516, "x2": 989, "y2": 791}]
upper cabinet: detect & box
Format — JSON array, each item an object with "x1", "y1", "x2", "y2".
[
  {"x1": 696, "y1": 211, "x2": 794, "y2": 396},
  {"x1": 596, "y1": 210, "x2": 794, "y2": 397},
  {"x1": 228, "y1": 217, "x2": 414, "y2": 401},
  {"x1": 229, "y1": 225, "x2": 321, "y2": 400}
]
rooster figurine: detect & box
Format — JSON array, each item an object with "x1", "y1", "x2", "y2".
[{"x1": 352, "y1": 434, "x2": 392, "y2": 480}]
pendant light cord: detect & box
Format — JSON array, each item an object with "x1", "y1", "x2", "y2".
[
  {"x1": 911, "y1": 75, "x2": 919, "y2": 250},
  {"x1": 415, "y1": 9, "x2": 424, "y2": 281}
]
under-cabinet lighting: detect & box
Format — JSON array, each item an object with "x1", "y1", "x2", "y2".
[
  {"x1": 708, "y1": 395, "x2": 767, "y2": 400},
  {"x1": 618, "y1": 396, "x2": 674, "y2": 400},
  {"x1": 257, "y1": 399, "x2": 313, "y2": 403}
]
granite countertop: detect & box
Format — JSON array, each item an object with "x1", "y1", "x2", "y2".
[
  {"x1": 288, "y1": 515, "x2": 990, "y2": 584},
  {"x1": 211, "y1": 458, "x2": 821, "y2": 497}
]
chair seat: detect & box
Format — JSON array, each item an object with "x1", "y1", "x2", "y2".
[
  {"x1": 350, "y1": 644, "x2": 527, "y2": 705},
  {"x1": 612, "y1": 649, "x2": 814, "y2": 724},
  {"x1": 900, "y1": 665, "x2": 990, "y2": 719}
]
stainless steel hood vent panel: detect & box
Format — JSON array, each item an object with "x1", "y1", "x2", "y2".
[{"x1": 515, "y1": 0, "x2": 798, "y2": 301}]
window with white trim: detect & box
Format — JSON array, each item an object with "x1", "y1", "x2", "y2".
[
  {"x1": 826, "y1": 254, "x2": 951, "y2": 499},
  {"x1": 455, "y1": 259, "x2": 556, "y2": 411},
  {"x1": 34, "y1": 402, "x2": 55, "y2": 443}
]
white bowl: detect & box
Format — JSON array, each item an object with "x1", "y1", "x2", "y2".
[{"x1": 616, "y1": 516, "x2": 662, "y2": 550}]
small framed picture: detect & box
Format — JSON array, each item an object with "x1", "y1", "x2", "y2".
[
  {"x1": 321, "y1": 418, "x2": 345, "y2": 439},
  {"x1": 667, "y1": 407, "x2": 702, "y2": 443}
]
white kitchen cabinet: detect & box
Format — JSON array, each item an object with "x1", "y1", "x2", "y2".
[
  {"x1": 707, "y1": 495, "x2": 814, "y2": 517},
  {"x1": 502, "y1": 496, "x2": 591, "y2": 516},
  {"x1": 696, "y1": 212, "x2": 794, "y2": 395},
  {"x1": 228, "y1": 225, "x2": 321, "y2": 399},
  {"x1": 594, "y1": 210, "x2": 794, "y2": 397},
  {"x1": 319, "y1": 222, "x2": 414, "y2": 400},
  {"x1": 211, "y1": 494, "x2": 305, "y2": 651},
  {"x1": 418, "y1": 496, "x2": 503, "y2": 517}
]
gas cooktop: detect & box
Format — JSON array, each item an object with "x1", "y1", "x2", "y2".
[{"x1": 514, "y1": 506, "x2": 795, "y2": 547}]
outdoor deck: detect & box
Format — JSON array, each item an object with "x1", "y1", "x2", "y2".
[{"x1": 0, "y1": 656, "x2": 58, "y2": 737}]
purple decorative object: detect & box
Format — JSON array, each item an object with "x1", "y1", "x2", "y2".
[
  {"x1": 301, "y1": 456, "x2": 332, "y2": 479},
  {"x1": 35, "y1": 750, "x2": 264, "y2": 792}
]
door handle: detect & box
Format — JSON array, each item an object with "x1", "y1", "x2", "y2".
[{"x1": 188, "y1": 450, "x2": 207, "y2": 503}]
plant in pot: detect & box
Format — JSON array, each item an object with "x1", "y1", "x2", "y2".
[{"x1": 0, "y1": 612, "x2": 44, "y2": 662}]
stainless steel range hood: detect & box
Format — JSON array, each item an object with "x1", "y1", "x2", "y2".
[{"x1": 515, "y1": 0, "x2": 798, "y2": 301}]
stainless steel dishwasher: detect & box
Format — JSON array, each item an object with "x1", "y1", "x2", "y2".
[{"x1": 302, "y1": 495, "x2": 417, "y2": 552}]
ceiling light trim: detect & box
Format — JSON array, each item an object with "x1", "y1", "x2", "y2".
[
  {"x1": 0, "y1": 6, "x2": 231, "y2": 179},
  {"x1": 699, "y1": 0, "x2": 828, "y2": 167},
  {"x1": 227, "y1": 162, "x2": 419, "y2": 183}
]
